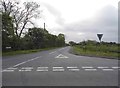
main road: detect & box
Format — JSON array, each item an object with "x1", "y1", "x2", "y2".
[{"x1": 2, "y1": 46, "x2": 119, "y2": 86}]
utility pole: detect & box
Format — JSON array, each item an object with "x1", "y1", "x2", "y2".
[{"x1": 44, "y1": 23, "x2": 45, "y2": 30}]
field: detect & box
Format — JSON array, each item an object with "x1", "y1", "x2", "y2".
[{"x1": 71, "y1": 43, "x2": 119, "y2": 59}]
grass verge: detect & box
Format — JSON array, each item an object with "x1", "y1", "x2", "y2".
[
  {"x1": 2, "y1": 47, "x2": 58, "y2": 56},
  {"x1": 70, "y1": 45, "x2": 119, "y2": 59}
]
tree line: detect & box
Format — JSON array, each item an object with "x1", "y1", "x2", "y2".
[{"x1": 1, "y1": 0, "x2": 65, "y2": 51}]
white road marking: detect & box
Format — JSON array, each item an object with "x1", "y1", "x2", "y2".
[
  {"x1": 102, "y1": 69, "x2": 114, "y2": 71},
  {"x1": 37, "y1": 69, "x2": 48, "y2": 71},
  {"x1": 2, "y1": 69, "x2": 14, "y2": 72},
  {"x1": 53, "y1": 67, "x2": 63, "y2": 68},
  {"x1": 82, "y1": 67, "x2": 94, "y2": 69},
  {"x1": 49, "y1": 51, "x2": 56, "y2": 54},
  {"x1": 112, "y1": 67, "x2": 120, "y2": 69},
  {"x1": 85, "y1": 69, "x2": 97, "y2": 71},
  {"x1": 53, "y1": 69, "x2": 64, "y2": 71},
  {"x1": 37, "y1": 67, "x2": 48, "y2": 68},
  {"x1": 13, "y1": 56, "x2": 40, "y2": 67},
  {"x1": 7, "y1": 68, "x2": 17, "y2": 70},
  {"x1": 69, "y1": 69, "x2": 80, "y2": 71},
  {"x1": 21, "y1": 67, "x2": 33, "y2": 69},
  {"x1": 55, "y1": 54, "x2": 68, "y2": 58},
  {"x1": 98, "y1": 67, "x2": 109, "y2": 69},
  {"x1": 19, "y1": 69, "x2": 32, "y2": 72},
  {"x1": 67, "y1": 67, "x2": 78, "y2": 69},
  {"x1": 37, "y1": 67, "x2": 48, "y2": 71}
]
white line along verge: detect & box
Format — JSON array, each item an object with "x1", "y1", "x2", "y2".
[
  {"x1": 13, "y1": 56, "x2": 40, "y2": 67},
  {"x1": 82, "y1": 67, "x2": 94, "y2": 69},
  {"x1": 102, "y1": 69, "x2": 114, "y2": 71},
  {"x1": 55, "y1": 54, "x2": 68, "y2": 58},
  {"x1": 84, "y1": 69, "x2": 97, "y2": 71},
  {"x1": 69, "y1": 69, "x2": 80, "y2": 71}
]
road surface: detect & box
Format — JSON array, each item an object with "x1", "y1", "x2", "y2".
[{"x1": 2, "y1": 46, "x2": 119, "y2": 86}]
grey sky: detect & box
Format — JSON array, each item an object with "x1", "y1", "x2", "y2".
[{"x1": 24, "y1": 0, "x2": 118, "y2": 43}]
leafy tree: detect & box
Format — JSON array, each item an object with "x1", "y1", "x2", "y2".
[
  {"x1": 2, "y1": 12, "x2": 14, "y2": 51},
  {"x1": 1, "y1": 0, "x2": 40, "y2": 38}
]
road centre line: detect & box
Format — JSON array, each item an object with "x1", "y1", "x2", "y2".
[{"x1": 13, "y1": 56, "x2": 41, "y2": 67}]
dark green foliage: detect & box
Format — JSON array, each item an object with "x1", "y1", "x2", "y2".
[{"x1": 2, "y1": 1, "x2": 65, "y2": 52}]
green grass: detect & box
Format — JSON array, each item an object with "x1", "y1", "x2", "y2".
[
  {"x1": 2, "y1": 47, "x2": 58, "y2": 56},
  {"x1": 71, "y1": 45, "x2": 119, "y2": 59}
]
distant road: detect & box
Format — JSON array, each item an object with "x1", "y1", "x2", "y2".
[{"x1": 2, "y1": 46, "x2": 119, "y2": 86}]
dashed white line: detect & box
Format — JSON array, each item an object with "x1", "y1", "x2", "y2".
[
  {"x1": 112, "y1": 67, "x2": 120, "y2": 69},
  {"x1": 7, "y1": 68, "x2": 17, "y2": 70},
  {"x1": 102, "y1": 69, "x2": 114, "y2": 71},
  {"x1": 37, "y1": 67, "x2": 48, "y2": 68},
  {"x1": 13, "y1": 56, "x2": 40, "y2": 67},
  {"x1": 67, "y1": 67, "x2": 78, "y2": 69},
  {"x1": 53, "y1": 69, "x2": 64, "y2": 71},
  {"x1": 53, "y1": 67, "x2": 63, "y2": 68},
  {"x1": 82, "y1": 67, "x2": 94, "y2": 69},
  {"x1": 69, "y1": 69, "x2": 80, "y2": 71},
  {"x1": 37, "y1": 69, "x2": 48, "y2": 71},
  {"x1": 98, "y1": 67, "x2": 109, "y2": 69},
  {"x1": 19, "y1": 69, "x2": 32, "y2": 72},
  {"x1": 21, "y1": 67, "x2": 33, "y2": 69},
  {"x1": 84, "y1": 69, "x2": 97, "y2": 71},
  {"x1": 2, "y1": 69, "x2": 14, "y2": 72}
]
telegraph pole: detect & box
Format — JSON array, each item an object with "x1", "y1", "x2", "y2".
[{"x1": 44, "y1": 23, "x2": 45, "y2": 30}]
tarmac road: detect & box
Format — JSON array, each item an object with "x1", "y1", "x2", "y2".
[{"x1": 2, "y1": 46, "x2": 119, "y2": 86}]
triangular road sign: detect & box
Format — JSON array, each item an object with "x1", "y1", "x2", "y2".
[
  {"x1": 97, "y1": 34, "x2": 103, "y2": 42},
  {"x1": 55, "y1": 54, "x2": 68, "y2": 58}
]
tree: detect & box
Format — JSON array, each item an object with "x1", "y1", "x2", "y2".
[
  {"x1": 1, "y1": 0, "x2": 40, "y2": 38},
  {"x1": 69, "y1": 41, "x2": 76, "y2": 46},
  {"x1": 2, "y1": 12, "x2": 14, "y2": 51},
  {"x1": 57, "y1": 33, "x2": 65, "y2": 46}
]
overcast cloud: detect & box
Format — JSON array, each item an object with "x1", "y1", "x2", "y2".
[{"x1": 28, "y1": 0, "x2": 118, "y2": 43}]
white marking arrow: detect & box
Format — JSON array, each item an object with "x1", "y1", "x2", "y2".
[{"x1": 55, "y1": 54, "x2": 68, "y2": 58}]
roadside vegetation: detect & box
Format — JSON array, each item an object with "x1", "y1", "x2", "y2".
[
  {"x1": 69, "y1": 40, "x2": 119, "y2": 59},
  {"x1": 2, "y1": 0, "x2": 66, "y2": 56},
  {"x1": 2, "y1": 47, "x2": 59, "y2": 56}
]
